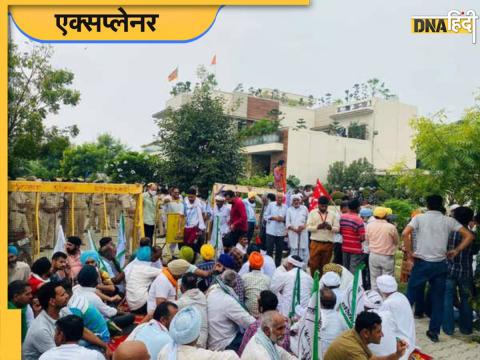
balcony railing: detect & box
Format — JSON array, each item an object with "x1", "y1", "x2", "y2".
[
  {"x1": 336, "y1": 99, "x2": 372, "y2": 113},
  {"x1": 243, "y1": 133, "x2": 281, "y2": 146}
]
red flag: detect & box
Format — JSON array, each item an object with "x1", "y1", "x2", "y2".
[
  {"x1": 168, "y1": 67, "x2": 178, "y2": 82},
  {"x1": 309, "y1": 179, "x2": 331, "y2": 211},
  {"x1": 211, "y1": 54, "x2": 217, "y2": 65}
]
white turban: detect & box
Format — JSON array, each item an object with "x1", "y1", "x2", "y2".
[
  {"x1": 215, "y1": 195, "x2": 225, "y2": 201},
  {"x1": 376, "y1": 275, "x2": 398, "y2": 294},
  {"x1": 287, "y1": 255, "x2": 304, "y2": 268},
  {"x1": 321, "y1": 271, "x2": 341, "y2": 288},
  {"x1": 169, "y1": 306, "x2": 201, "y2": 345},
  {"x1": 291, "y1": 194, "x2": 303, "y2": 201},
  {"x1": 364, "y1": 290, "x2": 383, "y2": 309}
]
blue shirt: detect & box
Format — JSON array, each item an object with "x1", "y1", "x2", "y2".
[
  {"x1": 129, "y1": 320, "x2": 172, "y2": 359},
  {"x1": 243, "y1": 199, "x2": 256, "y2": 224},
  {"x1": 264, "y1": 202, "x2": 287, "y2": 237}
]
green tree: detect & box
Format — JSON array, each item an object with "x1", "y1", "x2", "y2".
[
  {"x1": 170, "y1": 81, "x2": 192, "y2": 96},
  {"x1": 8, "y1": 42, "x2": 80, "y2": 177},
  {"x1": 293, "y1": 118, "x2": 307, "y2": 131},
  {"x1": 61, "y1": 143, "x2": 108, "y2": 180},
  {"x1": 327, "y1": 158, "x2": 376, "y2": 190},
  {"x1": 156, "y1": 68, "x2": 244, "y2": 193},
  {"x1": 106, "y1": 151, "x2": 164, "y2": 184},
  {"x1": 397, "y1": 107, "x2": 480, "y2": 208},
  {"x1": 348, "y1": 121, "x2": 367, "y2": 139}
]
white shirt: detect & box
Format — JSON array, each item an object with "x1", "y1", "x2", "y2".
[
  {"x1": 124, "y1": 258, "x2": 163, "y2": 279},
  {"x1": 381, "y1": 292, "x2": 416, "y2": 360},
  {"x1": 286, "y1": 205, "x2": 309, "y2": 249},
  {"x1": 239, "y1": 251, "x2": 276, "y2": 278},
  {"x1": 270, "y1": 268, "x2": 313, "y2": 317},
  {"x1": 39, "y1": 344, "x2": 105, "y2": 360},
  {"x1": 241, "y1": 332, "x2": 296, "y2": 360},
  {"x1": 207, "y1": 285, "x2": 255, "y2": 351},
  {"x1": 368, "y1": 309, "x2": 397, "y2": 357},
  {"x1": 175, "y1": 288, "x2": 208, "y2": 348},
  {"x1": 210, "y1": 204, "x2": 231, "y2": 249},
  {"x1": 23, "y1": 310, "x2": 56, "y2": 360},
  {"x1": 320, "y1": 309, "x2": 348, "y2": 355},
  {"x1": 264, "y1": 202, "x2": 287, "y2": 237},
  {"x1": 184, "y1": 200, "x2": 206, "y2": 230},
  {"x1": 147, "y1": 272, "x2": 177, "y2": 313},
  {"x1": 73, "y1": 285, "x2": 117, "y2": 318},
  {"x1": 126, "y1": 320, "x2": 172, "y2": 359},
  {"x1": 126, "y1": 260, "x2": 163, "y2": 311},
  {"x1": 158, "y1": 344, "x2": 239, "y2": 360}
]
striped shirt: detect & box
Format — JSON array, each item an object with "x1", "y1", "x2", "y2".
[{"x1": 340, "y1": 213, "x2": 365, "y2": 254}]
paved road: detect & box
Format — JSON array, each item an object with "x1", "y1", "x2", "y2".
[{"x1": 415, "y1": 317, "x2": 480, "y2": 359}]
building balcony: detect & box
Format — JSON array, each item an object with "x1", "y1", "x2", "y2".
[
  {"x1": 242, "y1": 133, "x2": 284, "y2": 154},
  {"x1": 330, "y1": 100, "x2": 373, "y2": 120}
]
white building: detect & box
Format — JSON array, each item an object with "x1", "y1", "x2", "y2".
[{"x1": 153, "y1": 90, "x2": 417, "y2": 185}]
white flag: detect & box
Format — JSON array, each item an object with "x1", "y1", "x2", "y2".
[
  {"x1": 116, "y1": 213, "x2": 126, "y2": 268},
  {"x1": 53, "y1": 225, "x2": 66, "y2": 253},
  {"x1": 296, "y1": 290, "x2": 322, "y2": 360}
]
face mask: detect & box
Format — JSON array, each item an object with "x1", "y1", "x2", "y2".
[
  {"x1": 304, "y1": 191, "x2": 312, "y2": 197},
  {"x1": 149, "y1": 190, "x2": 157, "y2": 196}
]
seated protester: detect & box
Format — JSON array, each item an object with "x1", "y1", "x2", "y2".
[
  {"x1": 270, "y1": 255, "x2": 313, "y2": 317},
  {"x1": 175, "y1": 273, "x2": 208, "y2": 348},
  {"x1": 196, "y1": 244, "x2": 216, "y2": 291},
  {"x1": 325, "y1": 311, "x2": 407, "y2": 360},
  {"x1": 113, "y1": 340, "x2": 150, "y2": 360},
  {"x1": 98, "y1": 237, "x2": 126, "y2": 294},
  {"x1": 178, "y1": 246, "x2": 195, "y2": 264},
  {"x1": 39, "y1": 315, "x2": 105, "y2": 360},
  {"x1": 364, "y1": 290, "x2": 397, "y2": 358},
  {"x1": 50, "y1": 251, "x2": 70, "y2": 284},
  {"x1": 23, "y1": 282, "x2": 70, "y2": 360},
  {"x1": 8, "y1": 280, "x2": 33, "y2": 342},
  {"x1": 147, "y1": 259, "x2": 192, "y2": 314},
  {"x1": 124, "y1": 237, "x2": 155, "y2": 277},
  {"x1": 242, "y1": 252, "x2": 271, "y2": 317},
  {"x1": 151, "y1": 245, "x2": 164, "y2": 269},
  {"x1": 8, "y1": 245, "x2": 31, "y2": 284},
  {"x1": 62, "y1": 282, "x2": 111, "y2": 345},
  {"x1": 323, "y1": 262, "x2": 360, "y2": 291},
  {"x1": 240, "y1": 310, "x2": 296, "y2": 360},
  {"x1": 377, "y1": 275, "x2": 415, "y2": 360},
  {"x1": 320, "y1": 271, "x2": 343, "y2": 310},
  {"x1": 213, "y1": 253, "x2": 246, "y2": 304},
  {"x1": 74, "y1": 265, "x2": 134, "y2": 330},
  {"x1": 223, "y1": 237, "x2": 246, "y2": 272},
  {"x1": 65, "y1": 236, "x2": 83, "y2": 281},
  {"x1": 80, "y1": 251, "x2": 116, "y2": 296},
  {"x1": 159, "y1": 306, "x2": 240, "y2": 360},
  {"x1": 319, "y1": 288, "x2": 348, "y2": 355},
  {"x1": 126, "y1": 301, "x2": 177, "y2": 359},
  {"x1": 239, "y1": 244, "x2": 276, "y2": 278},
  {"x1": 29, "y1": 257, "x2": 51, "y2": 294},
  {"x1": 207, "y1": 270, "x2": 255, "y2": 352},
  {"x1": 238, "y1": 290, "x2": 291, "y2": 356},
  {"x1": 125, "y1": 246, "x2": 162, "y2": 314},
  {"x1": 235, "y1": 236, "x2": 249, "y2": 256}
]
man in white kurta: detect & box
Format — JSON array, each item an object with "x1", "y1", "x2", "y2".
[
  {"x1": 241, "y1": 311, "x2": 296, "y2": 360},
  {"x1": 364, "y1": 289, "x2": 397, "y2": 358},
  {"x1": 270, "y1": 256, "x2": 313, "y2": 317},
  {"x1": 319, "y1": 288, "x2": 348, "y2": 355},
  {"x1": 207, "y1": 271, "x2": 255, "y2": 351},
  {"x1": 158, "y1": 306, "x2": 239, "y2": 360},
  {"x1": 210, "y1": 196, "x2": 231, "y2": 255},
  {"x1": 377, "y1": 275, "x2": 416, "y2": 360},
  {"x1": 286, "y1": 195, "x2": 309, "y2": 263}
]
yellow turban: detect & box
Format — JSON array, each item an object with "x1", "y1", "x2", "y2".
[
  {"x1": 323, "y1": 263, "x2": 342, "y2": 276},
  {"x1": 373, "y1": 207, "x2": 388, "y2": 219},
  {"x1": 385, "y1": 208, "x2": 393, "y2": 216},
  {"x1": 248, "y1": 192, "x2": 257, "y2": 199},
  {"x1": 200, "y1": 244, "x2": 215, "y2": 261}
]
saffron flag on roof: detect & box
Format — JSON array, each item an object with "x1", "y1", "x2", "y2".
[
  {"x1": 211, "y1": 54, "x2": 217, "y2": 65},
  {"x1": 168, "y1": 67, "x2": 178, "y2": 81}
]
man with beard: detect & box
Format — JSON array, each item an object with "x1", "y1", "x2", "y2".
[
  {"x1": 8, "y1": 245, "x2": 31, "y2": 284},
  {"x1": 65, "y1": 236, "x2": 83, "y2": 280},
  {"x1": 241, "y1": 310, "x2": 295, "y2": 359},
  {"x1": 50, "y1": 251, "x2": 70, "y2": 284}
]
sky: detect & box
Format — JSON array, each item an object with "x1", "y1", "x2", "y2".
[{"x1": 10, "y1": 0, "x2": 480, "y2": 150}]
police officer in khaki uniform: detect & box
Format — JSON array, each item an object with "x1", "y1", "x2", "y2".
[
  {"x1": 65, "y1": 190, "x2": 89, "y2": 239},
  {"x1": 119, "y1": 194, "x2": 137, "y2": 253},
  {"x1": 89, "y1": 193, "x2": 107, "y2": 233},
  {"x1": 106, "y1": 193, "x2": 119, "y2": 229},
  {"x1": 40, "y1": 192, "x2": 64, "y2": 249},
  {"x1": 9, "y1": 179, "x2": 32, "y2": 263}
]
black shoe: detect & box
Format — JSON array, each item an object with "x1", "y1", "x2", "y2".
[{"x1": 426, "y1": 330, "x2": 439, "y2": 342}]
